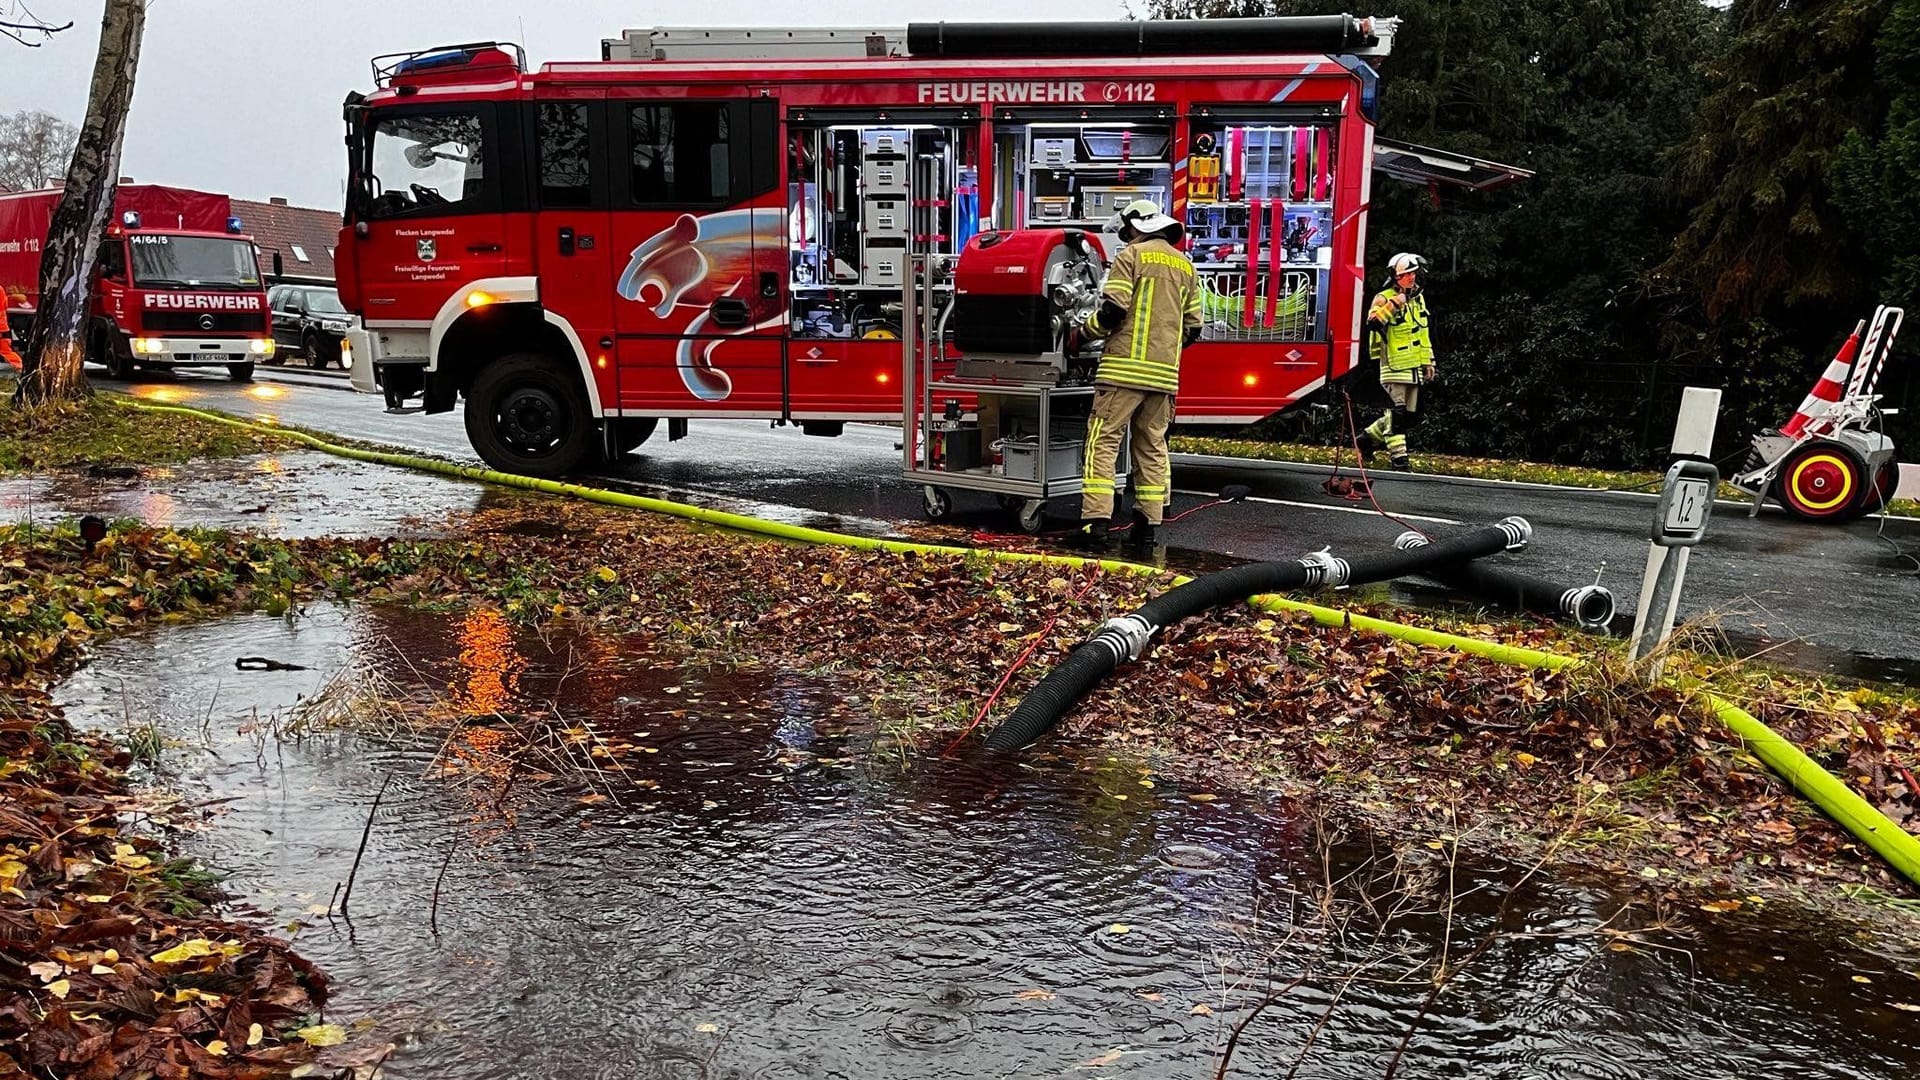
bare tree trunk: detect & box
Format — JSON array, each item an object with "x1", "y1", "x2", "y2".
[{"x1": 15, "y1": 0, "x2": 145, "y2": 406}]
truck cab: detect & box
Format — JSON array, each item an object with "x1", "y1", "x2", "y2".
[{"x1": 0, "y1": 186, "x2": 274, "y2": 382}]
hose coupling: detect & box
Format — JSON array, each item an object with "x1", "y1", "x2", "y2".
[
  {"x1": 1561, "y1": 584, "x2": 1616, "y2": 631},
  {"x1": 1393, "y1": 531, "x2": 1429, "y2": 551},
  {"x1": 1496, "y1": 516, "x2": 1533, "y2": 551},
  {"x1": 1298, "y1": 548, "x2": 1352, "y2": 590},
  {"x1": 1093, "y1": 613, "x2": 1157, "y2": 663}
]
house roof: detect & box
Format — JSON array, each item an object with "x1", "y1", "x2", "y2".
[{"x1": 232, "y1": 197, "x2": 341, "y2": 283}]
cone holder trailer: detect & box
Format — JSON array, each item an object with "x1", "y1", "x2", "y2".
[
  {"x1": 1730, "y1": 305, "x2": 1904, "y2": 522},
  {"x1": 900, "y1": 246, "x2": 1127, "y2": 534}
]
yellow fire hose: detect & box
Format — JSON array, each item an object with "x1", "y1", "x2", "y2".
[{"x1": 109, "y1": 396, "x2": 1920, "y2": 889}]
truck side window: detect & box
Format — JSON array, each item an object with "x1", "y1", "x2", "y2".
[
  {"x1": 628, "y1": 103, "x2": 731, "y2": 205},
  {"x1": 537, "y1": 103, "x2": 594, "y2": 208},
  {"x1": 97, "y1": 240, "x2": 126, "y2": 282},
  {"x1": 366, "y1": 109, "x2": 491, "y2": 218}
]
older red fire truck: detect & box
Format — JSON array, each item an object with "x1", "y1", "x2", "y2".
[
  {"x1": 1, "y1": 185, "x2": 273, "y2": 381},
  {"x1": 338, "y1": 17, "x2": 1524, "y2": 476}
]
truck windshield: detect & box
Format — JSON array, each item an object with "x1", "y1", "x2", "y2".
[{"x1": 129, "y1": 236, "x2": 261, "y2": 289}]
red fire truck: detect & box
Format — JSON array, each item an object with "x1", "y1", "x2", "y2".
[
  {"x1": 0, "y1": 185, "x2": 273, "y2": 381},
  {"x1": 338, "y1": 17, "x2": 1525, "y2": 476}
]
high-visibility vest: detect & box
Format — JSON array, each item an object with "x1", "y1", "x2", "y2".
[{"x1": 1369, "y1": 289, "x2": 1433, "y2": 380}]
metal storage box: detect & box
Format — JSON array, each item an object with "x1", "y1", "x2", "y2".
[
  {"x1": 1032, "y1": 196, "x2": 1073, "y2": 222},
  {"x1": 1032, "y1": 138, "x2": 1077, "y2": 166},
  {"x1": 1081, "y1": 185, "x2": 1166, "y2": 221},
  {"x1": 865, "y1": 198, "x2": 908, "y2": 237},
  {"x1": 1082, "y1": 130, "x2": 1170, "y2": 160},
  {"x1": 860, "y1": 239, "x2": 906, "y2": 286},
  {"x1": 863, "y1": 158, "x2": 908, "y2": 194},
  {"x1": 1000, "y1": 435, "x2": 1083, "y2": 482},
  {"x1": 861, "y1": 128, "x2": 910, "y2": 157}
]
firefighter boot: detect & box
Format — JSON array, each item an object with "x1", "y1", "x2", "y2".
[
  {"x1": 1122, "y1": 508, "x2": 1157, "y2": 549},
  {"x1": 1390, "y1": 455, "x2": 1412, "y2": 472},
  {"x1": 1354, "y1": 430, "x2": 1382, "y2": 463},
  {"x1": 1066, "y1": 518, "x2": 1113, "y2": 551}
]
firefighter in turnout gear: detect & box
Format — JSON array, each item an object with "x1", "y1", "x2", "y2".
[
  {"x1": 1358, "y1": 252, "x2": 1436, "y2": 471},
  {"x1": 1072, "y1": 199, "x2": 1203, "y2": 548}
]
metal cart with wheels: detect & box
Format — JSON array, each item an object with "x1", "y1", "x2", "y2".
[{"x1": 899, "y1": 251, "x2": 1126, "y2": 534}]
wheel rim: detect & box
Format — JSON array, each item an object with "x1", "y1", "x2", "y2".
[
  {"x1": 1786, "y1": 452, "x2": 1857, "y2": 515},
  {"x1": 495, "y1": 386, "x2": 569, "y2": 458}
]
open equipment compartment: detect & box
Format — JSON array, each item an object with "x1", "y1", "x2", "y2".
[{"x1": 1183, "y1": 106, "x2": 1340, "y2": 344}]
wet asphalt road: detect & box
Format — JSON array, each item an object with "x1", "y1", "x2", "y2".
[{"x1": 134, "y1": 366, "x2": 1920, "y2": 683}]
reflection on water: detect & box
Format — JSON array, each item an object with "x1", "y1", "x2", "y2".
[{"x1": 54, "y1": 605, "x2": 1920, "y2": 1080}]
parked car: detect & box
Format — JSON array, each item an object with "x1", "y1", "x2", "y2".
[{"x1": 268, "y1": 284, "x2": 357, "y2": 368}]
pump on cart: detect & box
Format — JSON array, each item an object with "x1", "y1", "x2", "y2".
[
  {"x1": 902, "y1": 228, "x2": 1121, "y2": 533},
  {"x1": 1730, "y1": 305, "x2": 1904, "y2": 522}
]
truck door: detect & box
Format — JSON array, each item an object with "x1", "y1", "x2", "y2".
[
  {"x1": 529, "y1": 91, "x2": 615, "y2": 407},
  {"x1": 606, "y1": 93, "x2": 784, "y2": 414},
  {"x1": 352, "y1": 103, "x2": 514, "y2": 333}
]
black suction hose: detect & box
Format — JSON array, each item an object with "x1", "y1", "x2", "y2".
[
  {"x1": 984, "y1": 518, "x2": 1533, "y2": 752},
  {"x1": 1393, "y1": 533, "x2": 1615, "y2": 631}
]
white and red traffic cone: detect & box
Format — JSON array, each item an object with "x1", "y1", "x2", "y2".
[{"x1": 1779, "y1": 320, "x2": 1863, "y2": 438}]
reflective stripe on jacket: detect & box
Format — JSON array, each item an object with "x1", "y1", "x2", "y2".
[
  {"x1": 1084, "y1": 237, "x2": 1202, "y2": 394},
  {"x1": 1367, "y1": 288, "x2": 1433, "y2": 381}
]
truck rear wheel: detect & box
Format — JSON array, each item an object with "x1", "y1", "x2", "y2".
[{"x1": 465, "y1": 352, "x2": 593, "y2": 477}]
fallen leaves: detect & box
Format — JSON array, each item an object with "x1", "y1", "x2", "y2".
[
  {"x1": 1698, "y1": 899, "x2": 1742, "y2": 914},
  {"x1": 1014, "y1": 989, "x2": 1056, "y2": 1002},
  {"x1": 296, "y1": 1024, "x2": 348, "y2": 1047}
]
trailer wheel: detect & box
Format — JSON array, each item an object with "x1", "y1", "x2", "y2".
[
  {"x1": 921, "y1": 485, "x2": 953, "y2": 521},
  {"x1": 1775, "y1": 443, "x2": 1866, "y2": 522},
  {"x1": 465, "y1": 353, "x2": 593, "y2": 477},
  {"x1": 1855, "y1": 460, "x2": 1901, "y2": 516},
  {"x1": 1018, "y1": 499, "x2": 1047, "y2": 535}
]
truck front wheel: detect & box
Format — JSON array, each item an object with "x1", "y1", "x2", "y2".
[
  {"x1": 464, "y1": 353, "x2": 593, "y2": 477},
  {"x1": 96, "y1": 327, "x2": 135, "y2": 380}
]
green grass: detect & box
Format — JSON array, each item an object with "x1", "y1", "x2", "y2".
[
  {"x1": 1170, "y1": 434, "x2": 1920, "y2": 517},
  {"x1": 0, "y1": 380, "x2": 288, "y2": 472}
]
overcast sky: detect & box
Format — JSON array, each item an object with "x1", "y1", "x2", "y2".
[{"x1": 3, "y1": 0, "x2": 1134, "y2": 209}]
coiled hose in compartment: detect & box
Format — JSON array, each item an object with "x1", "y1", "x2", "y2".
[{"x1": 984, "y1": 517, "x2": 1534, "y2": 751}]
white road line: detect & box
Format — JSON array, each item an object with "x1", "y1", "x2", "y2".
[{"x1": 1175, "y1": 488, "x2": 1465, "y2": 526}]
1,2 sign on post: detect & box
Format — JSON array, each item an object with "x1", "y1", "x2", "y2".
[{"x1": 1653, "y1": 460, "x2": 1719, "y2": 548}]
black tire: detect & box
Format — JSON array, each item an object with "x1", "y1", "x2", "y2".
[
  {"x1": 302, "y1": 333, "x2": 325, "y2": 368},
  {"x1": 227, "y1": 362, "x2": 255, "y2": 382},
  {"x1": 465, "y1": 353, "x2": 594, "y2": 477},
  {"x1": 101, "y1": 328, "x2": 136, "y2": 380},
  {"x1": 610, "y1": 417, "x2": 658, "y2": 456}
]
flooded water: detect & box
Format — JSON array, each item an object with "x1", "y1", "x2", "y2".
[
  {"x1": 55, "y1": 605, "x2": 1920, "y2": 1079},
  {"x1": 0, "y1": 450, "x2": 517, "y2": 537}
]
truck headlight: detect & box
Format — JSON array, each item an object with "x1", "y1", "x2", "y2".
[
  {"x1": 248, "y1": 338, "x2": 272, "y2": 355},
  {"x1": 131, "y1": 338, "x2": 165, "y2": 355}
]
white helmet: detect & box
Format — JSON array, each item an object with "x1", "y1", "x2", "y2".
[
  {"x1": 1105, "y1": 198, "x2": 1179, "y2": 236},
  {"x1": 1387, "y1": 252, "x2": 1427, "y2": 277}
]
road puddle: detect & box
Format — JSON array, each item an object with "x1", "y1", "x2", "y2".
[
  {"x1": 54, "y1": 604, "x2": 1920, "y2": 1078},
  {"x1": 0, "y1": 450, "x2": 522, "y2": 537}
]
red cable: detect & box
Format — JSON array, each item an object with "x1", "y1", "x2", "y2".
[
  {"x1": 943, "y1": 570, "x2": 1103, "y2": 756},
  {"x1": 1343, "y1": 392, "x2": 1433, "y2": 542}
]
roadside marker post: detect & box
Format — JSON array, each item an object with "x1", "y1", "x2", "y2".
[{"x1": 1630, "y1": 387, "x2": 1722, "y2": 672}]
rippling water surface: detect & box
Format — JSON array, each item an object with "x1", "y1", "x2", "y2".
[{"x1": 56, "y1": 605, "x2": 1920, "y2": 1079}]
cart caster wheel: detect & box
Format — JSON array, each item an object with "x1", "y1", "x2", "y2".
[
  {"x1": 1017, "y1": 499, "x2": 1047, "y2": 535},
  {"x1": 922, "y1": 485, "x2": 953, "y2": 521}
]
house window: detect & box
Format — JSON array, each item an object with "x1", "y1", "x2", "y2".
[{"x1": 291, "y1": 245, "x2": 309, "y2": 263}]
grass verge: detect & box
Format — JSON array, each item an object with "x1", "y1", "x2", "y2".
[
  {"x1": 1171, "y1": 433, "x2": 1920, "y2": 517},
  {"x1": 0, "y1": 382, "x2": 288, "y2": 472}
]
